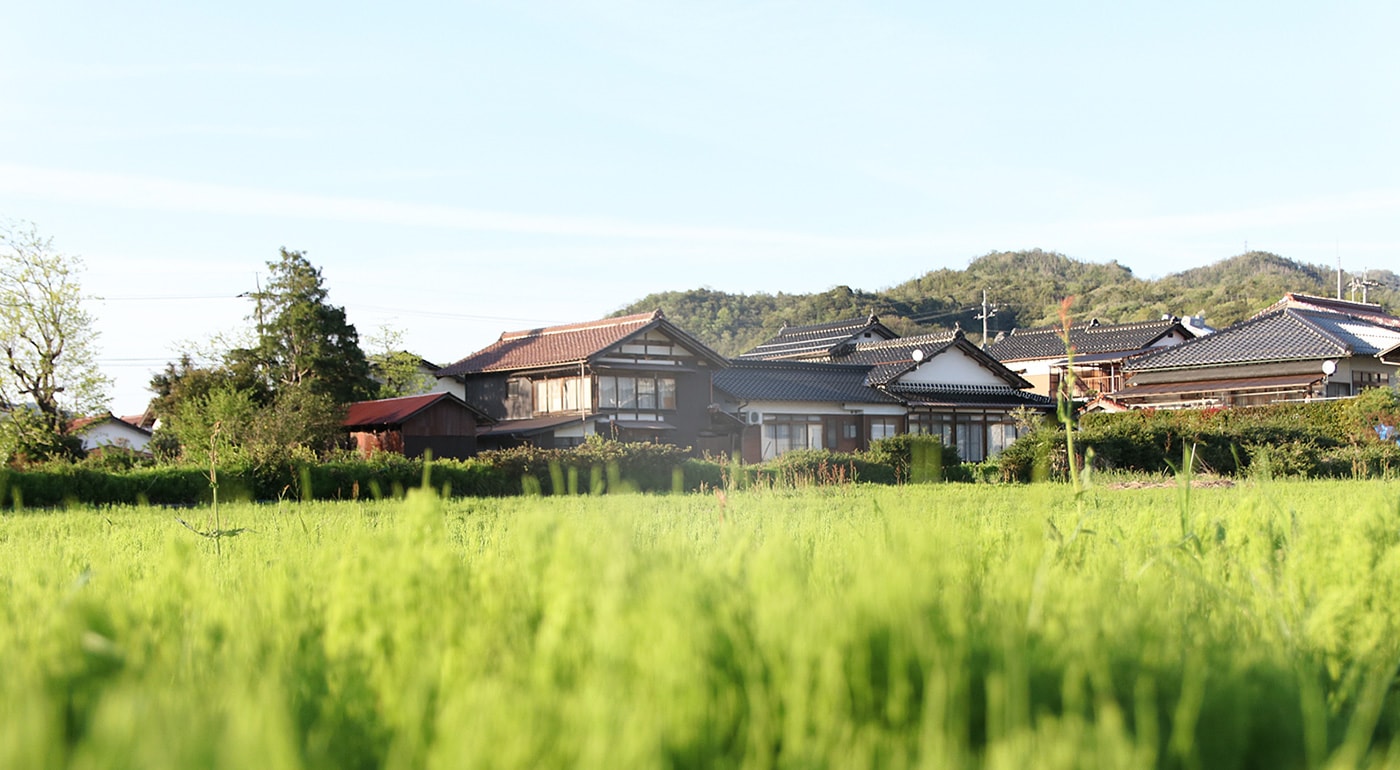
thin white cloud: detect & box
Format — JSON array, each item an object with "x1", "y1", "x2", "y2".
[
  {"x1": 0, "y1": 164, "x2": 891, "y2": 249},
  {"x1": 2, "y1": 164, "x2": 1396, "y2": 271}
]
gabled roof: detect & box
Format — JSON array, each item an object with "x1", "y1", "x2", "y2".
[
  {"x1": 713, "y1": 360, "x2": 900, "y2": 404},
  {"x1": 69, "y1": 413, "x2": 153, "y2": 436},
  {"x1": 835, "y1": 331, "x2": 1035, "y2": 390},
  {"x1": 1255, "y1": 293, "x2": 1400, "y2": 329},
  {"x1": 436, "y1": 310, "x2": 724, "y2": 376},
  {"x1": 1124, "y1": 308, "x2": 1400, "y2": 372},
  {"x1": 835, "y1": 331, "x2": 962, "y2": 385},
  {"x1": 343, "y1": 392, "x2": 492, "y2": 428},
  {"x1": 984, "y1": 317, "x2": 1191, "y2": 362},
  {"x1": 737, "y1": 314, "x2": 898, "y2": 360}
]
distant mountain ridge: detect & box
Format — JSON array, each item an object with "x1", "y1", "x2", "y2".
[{"x1": 615, "y1": 249, "x2": 1399, "y2": 358}]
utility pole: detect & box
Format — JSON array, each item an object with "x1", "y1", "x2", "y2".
[
  {"x1": 975, "y1": 289, "x2": 997, "y2": 348},
  {"x1": 1336, "y1": 244, "x2": 1343, "y2": 300}
]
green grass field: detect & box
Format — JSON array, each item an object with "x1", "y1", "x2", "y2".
[{"x1": 2, "y1": 480, "x2": 1398, "y2": 769}]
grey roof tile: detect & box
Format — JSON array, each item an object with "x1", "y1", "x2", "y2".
[
  {"x1": 985, "y1": 318, "x2": 1188, "y2": 361},
  {"x1": 737, "y1": 314, "x2": 897, "y2": 360},
  {"x1": 713, "y1": 360, "x2": 900, "y2": 404},
  {"x1": 1125, "y1": 308, "x2": 1400, "y2": 371}
]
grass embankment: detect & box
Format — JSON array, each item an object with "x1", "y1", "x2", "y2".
[{"x1": 2, "y1": 482, "x2": 1398, "y2": 768}]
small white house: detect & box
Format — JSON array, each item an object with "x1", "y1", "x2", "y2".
[{"x1": 69, "y1": 413, "x2": 153, "y2": 454}]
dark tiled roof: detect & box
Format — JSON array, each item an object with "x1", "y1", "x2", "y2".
[
  {"x1": 890, "y1": 383, "x2": 1055, "y2": 408},
  {"x1": 830, "y1": 331, "x2": 1035, "y2": 390},
  {"x1": 1255, "y1": 293, "x2": 1400, "y2": 329},
  {"x1": 836, "y1": 332, "x2": 961, "y2": 385},
  {"x1": 437, "y1": 311, "x2": 723, "y2": 375},
  {"x1": 737, "y1": 314, "x2": 896, "y2": 360},
  {"x1": 1125, "y1": 308, "x2": 1400, "y2": 371},
  {"x1": 713, "y1": 360, "x2": 899, "y2": 404},
  {"x1": 343, "y1": 392, "x2": 489, "y2": 428},
  {"x1": 984, "y1": 318, "x2": 1188, "y2": 361}
]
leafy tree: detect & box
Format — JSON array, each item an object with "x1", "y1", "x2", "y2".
[
  {"x1": 366, "y1": 325, "x2": 436, "y2": 398},
  {"x1": 149, "y1": 249, "x2": 373, "y2": 463},
  {"x1": 0, "y1": 221, "x2": 110, "y2": 461},
  {"x1": 237, "y1": 248, "x2": 376, "y2": 405}
]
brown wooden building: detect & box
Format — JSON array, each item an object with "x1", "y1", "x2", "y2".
[
  {"x1": 343, "y1": 392, "x2": 493, "y2": 460},
  {"x1": 436, "y1": 310, "x2": 736, "y2": 452}
]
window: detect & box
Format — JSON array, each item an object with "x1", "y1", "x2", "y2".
[
  {"x1": 636, "y1": 377, "x2": 656, "y2": 409},
  {"x1": 870, "y1": 417, "x2": 899, "y2": 441},
  {"x1": 1354, "y1": 371, "x2": 1390, "y2": 392},
  {"x1": 659, "y1": 378, "x2": 677, "y2": 409},
  {"x1": 954, "y1": 415, "x2": 986, "y2": 462},
  {"x1": 908, "y1": 412, "x2": 953, "y2": 447},
  {"x1": 618, "y1": 377, "x2": 636, "y2": 408},
  {"x1": 507, "y1": 378, "x2": 533, "y2": 419},
  {"x1": 598, "y1": 375, "x2": 677, "y2": 410},
  {"x1": 532, "y1": 377, "x2": 584, "y2": 414},
  {"x1": 763, "y1": 415, "x2": 823, "y2": 458},
  {"x1": 987, "y1": 423, "x2": 1018, "y2": 457}
]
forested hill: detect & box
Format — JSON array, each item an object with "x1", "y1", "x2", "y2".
[{"x1": 615, "y1": 249, "x2": 1400, "y2": 358}]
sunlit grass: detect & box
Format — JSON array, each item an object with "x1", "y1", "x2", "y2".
[{"x1": 1, "y1": 481, "x2": 1398, "y2": 768}]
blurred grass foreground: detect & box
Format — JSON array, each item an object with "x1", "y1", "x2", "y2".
[{"x1": 2, "y1": 481, "x2": 1399, "y2": 769}]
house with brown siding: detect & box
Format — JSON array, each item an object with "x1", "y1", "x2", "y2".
[
  {"x1": 343, "y1": 392, "x2": 493, "y2": 459},
  {"x1": 436, "y1": 310, "x2": 733, "y2": 452}
]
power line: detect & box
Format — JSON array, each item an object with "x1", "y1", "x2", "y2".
[
  {"x1": 92, "y1": 295, "x2": 241, "y2": 302},
  {"x1": 344, "y1": 303, "x2": 566, "y2": 325}
]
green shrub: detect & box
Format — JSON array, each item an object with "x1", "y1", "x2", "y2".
[
  {"x1": 1001, "y1": 388, "x2": 1400, "y2": 482},
  {"x1": 863, "y1": 434, "x2": 960, "y2": 483},
  {"x1": 477, "y1": 438, "x2": 713, "y2": 495},
  {"x1": 1244, "y1": 441, "x2": 1323, "y2": 479},
  {"x1": 751, "y1": 449, "x2": 894, "y2": 486}
]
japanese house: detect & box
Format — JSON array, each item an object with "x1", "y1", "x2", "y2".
[
  {"x1": 984, "y1": 317, "x2": 1198, "y2": 398},
  {"x1": 1111, "y1": 300, "x2": 1400, "y2": 409},
  {"x1": 717, "y1": 326, "x2": 1053, "y2": 462},
  {"x1": 436, "y1": 310, "x2": 733, "y2": 451}
]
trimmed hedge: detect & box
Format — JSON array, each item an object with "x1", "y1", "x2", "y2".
[
  {"x1": 999, "y1": 388, "x2": 1400, "y2": 482},
  {"x1": 0, "y1": 434, "x2": 981, "y2": 509}
]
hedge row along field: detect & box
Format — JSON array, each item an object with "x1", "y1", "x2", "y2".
[
  {"x1": 0, "y1": 435, "x2": 962, "y2": 509},
  {"x1": 1003, "y1": 387, "x2": 1400, "y2": 481},
  {"x1": 3, "y1": 481, "x2": 1398, "y2": 768}
]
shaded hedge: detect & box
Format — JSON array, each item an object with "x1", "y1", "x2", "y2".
[
  {"x1": 0, "y1": 435, "x2": 977, "y2": 509},
  {"x1": 0, "y1": 455, "x2": 518, "y2": 509},
  {"x1": 999, "y1": 388, "x2": 1400, "y2": 481},
  {"x1": 476, "y1": 441, "x2": 722, "y2": 495}
]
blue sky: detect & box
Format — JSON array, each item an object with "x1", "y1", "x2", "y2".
[{"x1": 2, "y1": 1, "x2": 1397, "y2": 414}]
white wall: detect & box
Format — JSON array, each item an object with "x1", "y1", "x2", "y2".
[
  {"x1": 896, "y1": 347, "x2": 1007, "y2": 387},
  {"x1": 80, "y1": 421, "x2": 151, "y2": 453}
]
